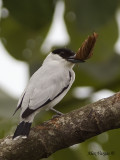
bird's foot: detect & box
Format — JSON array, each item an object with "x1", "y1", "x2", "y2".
[
  {"x1": 52, "y1": 114, "x2": 63, "y2": 118},
  {"x1": 50, "y1": 108, "x2": 64, "y2": 118}
]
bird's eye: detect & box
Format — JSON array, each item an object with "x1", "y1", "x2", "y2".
[{"x1": 60, "y1": 52, "x2": 66, "y2": 58}]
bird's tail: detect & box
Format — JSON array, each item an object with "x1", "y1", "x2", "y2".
[{"x1": 13, "y1": 121, "x2": 32, "y2": 139}]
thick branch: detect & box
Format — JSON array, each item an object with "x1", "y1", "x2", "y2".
[{"x1": 0, "y1": 92, "x2": 120, "y2": 160}]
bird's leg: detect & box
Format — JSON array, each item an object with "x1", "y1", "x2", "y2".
[{"x1": 50, "y1": 108, "x2": 64, "y2": 117}]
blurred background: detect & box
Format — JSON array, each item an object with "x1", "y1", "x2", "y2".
[{"x1": 0, "y1": 0, "x2": 120, "y2": 159}]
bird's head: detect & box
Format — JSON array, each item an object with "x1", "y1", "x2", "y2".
[
  {"x1": 44, "y1": 33, "x2": 98, "y2": 67},
  {"x1": 43, "y1": 48, "x2": 84, "y2": 68},
  {"x1": 51, "y1": 48, "x2": 84, "y2": 64}
]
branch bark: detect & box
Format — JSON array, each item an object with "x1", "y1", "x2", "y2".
[{"x1": 0, "y1": 92, "x2": 120, "y2": 160}]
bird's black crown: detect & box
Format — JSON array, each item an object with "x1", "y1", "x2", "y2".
[{"x1": 52, "y1": 48, "x2": 75, "y2": 59}]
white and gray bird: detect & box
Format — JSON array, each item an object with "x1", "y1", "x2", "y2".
[{"x1": 13, "y1": 48, "x2": 84, "y2": 139}]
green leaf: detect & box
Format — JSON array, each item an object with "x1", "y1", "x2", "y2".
[
  {"x1": 3, "y1": 0, "x2": 55, "y2": 29},
  {"x1": 1, "y1": 0, "x2": 55, "y2": 62},
  {"x1": 64, "y1": 0, "x2": 118, "y2": 32}
]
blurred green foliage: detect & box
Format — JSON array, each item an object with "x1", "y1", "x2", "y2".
[{"x1": 0, "y1": 0, "x2": 120, "y2": 159}]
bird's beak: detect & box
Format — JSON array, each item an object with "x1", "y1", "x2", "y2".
[{"x1": 67, "y1": 56, "x2": 85, "y2": 63}]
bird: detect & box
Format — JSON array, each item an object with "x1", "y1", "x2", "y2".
[{"x1": 12, "y1": 48, "x2": 84, "y2": 139}]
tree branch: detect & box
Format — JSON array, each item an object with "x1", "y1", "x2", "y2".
[{"x1": 0, "y1": 92, "x2": 120, "y2": 160}]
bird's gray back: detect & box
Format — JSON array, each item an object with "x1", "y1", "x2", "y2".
[{"x1": 21, "y1": 63, "x2": 74, "y2": 112}]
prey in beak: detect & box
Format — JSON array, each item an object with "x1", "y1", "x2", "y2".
[{"x1": 68, "y1": 32, "x2": 98, "y2": 63}]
